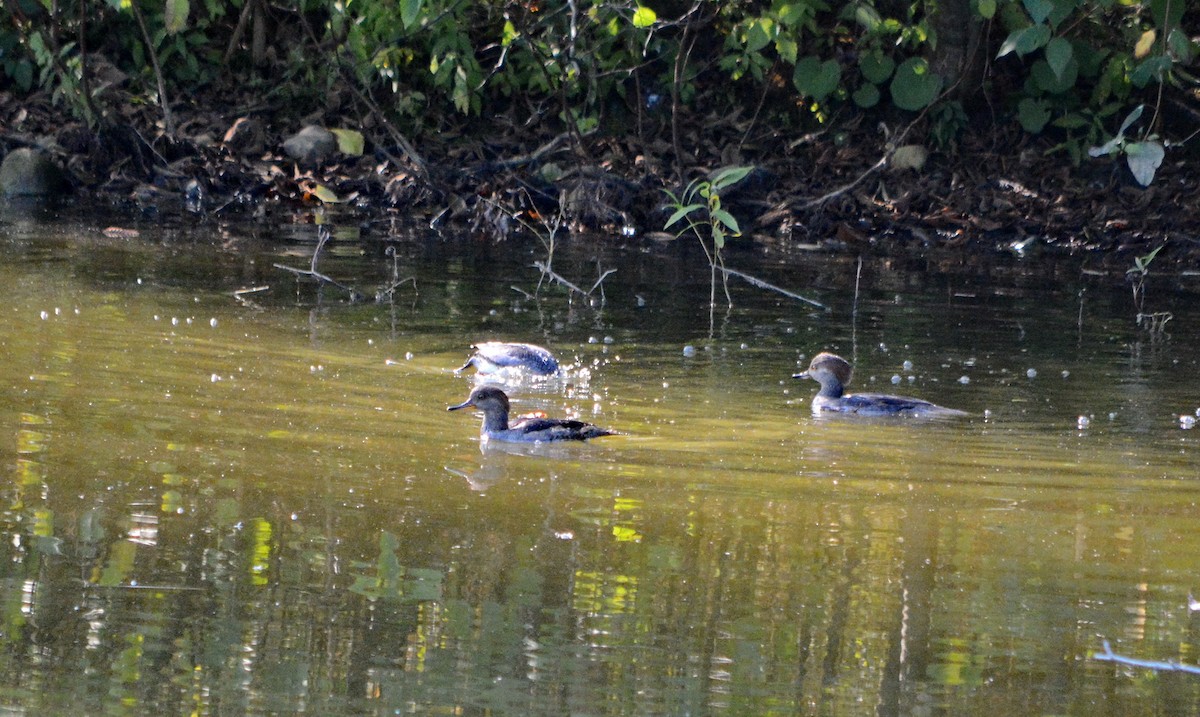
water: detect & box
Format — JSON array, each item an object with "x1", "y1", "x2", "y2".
[{"x1": 2, "y1": 213, "x2": 1200, "y2": 715}]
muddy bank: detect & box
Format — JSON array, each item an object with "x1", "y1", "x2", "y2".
[{"x1": 2, "y1": 85, "x2": 1197, "y2": 275}]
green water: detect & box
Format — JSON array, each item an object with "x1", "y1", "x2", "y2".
[{"x1": 2, "y1": 215, "x2": 1200, "y2": 715}]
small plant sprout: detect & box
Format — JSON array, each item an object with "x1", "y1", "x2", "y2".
[
  {"x1": 1126, "y1": 244, "x2": 1172, "y2": 334},
  {"x1": 662, "y1": 165, "x2": 754, "y2": 308},
  {"x1": 1088, "y1": 105, "x2": 1165, "y2": 187}
]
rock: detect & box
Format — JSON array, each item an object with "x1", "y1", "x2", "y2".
[
  {"x1": 281, "y1": 125, "x2": 337, "y2": 166},
  {"x1": 890, "y1": 144, "x2": 929, "y2": 172},
  {"x1": 223, "y1": 117, "x2": 265, "y2": 156},
  {"x1": 0, "y1": 148, "x2": 71, "y2": 198}
]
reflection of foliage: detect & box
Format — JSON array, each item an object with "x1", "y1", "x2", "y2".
[{"x1": 350, "y1": 530, "x2": 443, "y2": 602}]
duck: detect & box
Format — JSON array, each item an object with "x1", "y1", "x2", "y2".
[
  {"x1": 448, "y1": 386, "x2": 613, "y2": 442},
  {"x1": 793, "y1": 352, "x2": 967, "y2": 417},
  {"x1": 456, "y1": 342, "x2": 560, "y2": 376}
]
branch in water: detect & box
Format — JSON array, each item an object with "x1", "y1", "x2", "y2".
[
  {"x1": 1093, "y1": 640, "x2": 1200, "y2": 675},
  {"x1": 719, "y1": 266, "x2": 827, "y2": 309}
]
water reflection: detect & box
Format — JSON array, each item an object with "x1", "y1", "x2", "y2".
[{"x1": 1, "y1": 217, "x2": 1200, "y2": 715}]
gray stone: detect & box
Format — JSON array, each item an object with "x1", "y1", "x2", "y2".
[
  {"x1": 0, "y1": 148, "x2": 71, "y2": 198},
  {"x1": 281, "y1": 125, "x2": 337, "y2": 166}
]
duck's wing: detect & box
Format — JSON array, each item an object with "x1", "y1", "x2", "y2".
[
  {"x1": 839, "y1": 393, "x2": 966, "y2": 417},
  {"x1": 511, "y1": 416, "x2": 613, "y2": 440}
]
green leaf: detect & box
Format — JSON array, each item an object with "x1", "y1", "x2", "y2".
[
  {"x1": 1149, "y1": 0, "x2": 1184, "y2": 34},
  {"x1": 1044, "y1": 37, "x2": 1073, "y2": 80},
  {"x1": 1125, "y1": 140, "x2": 1164, "y2": 186},
  {"x1": 163, "y1": 0, "x2": 189, "y2": 35},
  {"x1": 853, "y1": 82, "x2": 881, "y2": 107},
  {"x1": 1118, "y1": 104, "x2": 1144, "y2": 136},
  {"x1": 712, "y1": 225, "x2": 725, "y2": 249},
  {"x1": 710, "y1": 165, "x2": 754, "y2": 191},
  {"x1": 854, "y1": 3, "x2": 883, "y2": 30},
  {"x1": 1018, "y1": 97, "x2": 1051, "y2": 133},
  {"x1": 1051, "y1": 112, "x2": 1088, "y2": 129},
  {"x1": 775, "y1": 35, "x2": 798, "y2": 65},
  {"x1": 1130, "y1": 55, "x2": 1173, "y2": 87},
  {"x1": 664, "y1": 204, "x2": 704, "y2": 229},
  {"x1": 793, "y1": 56, "x2": 841, "y2": 100},
  {"x1": 1031, "y1": 57, "x2": 1077, "y2": 93},
  {"x1": 312, "y1": 184, "x2": 344, "y2": 203},
  {"x1": 501, "y1": 20, "x2": 518, "y2": 46},
  {"x1": 859, "y1": 50, "x2": 895, "y2": 84},
  {"x1": 632, "y1": 6, "x2": 657, "y2": 28},
  {"x1": 400, "y1": 0, "x2": 422, "y2": 29},
  {"x1": 330, "y1": 128, "x2": 364, "y2": 156},
  {"x1": 711, "y1": 208, "x2": 741, "y2": 235},
  {"x1": 1087, "y1": 136, "x2": 1123, "y2": 157},
  {"x1": 890, "y1": 57, "x2": 943, "y2": 111},
  {"x1": 1167, "y1": 28, "x2": 1193, "y2": 63},
  {"x1": 745, "y1": 19, "x2": 774, "y2": 54},
  {"x1": 997, "y1": 24, "x2": 1051, "y2": 58},
  {"x1": 974, "y1": 0, "x2": 997, "y2": 19},
  {"x1": 1023, "y1": 0, "x2": 1053, "y2": 24}
]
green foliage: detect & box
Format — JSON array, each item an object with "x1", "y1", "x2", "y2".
[
  {"x1": 992, "y1": 0, "x2": 1193, "y2": 171},
  {"x1": 663, "y1": 166, "x2": 753, "y2": 306},
  {"x1": 1088, "y1": 105, "x2": 1165, "y2": 186},
  {"x1": 663, "y1": 166, "x2": 752, "y2": 251},
  {"x1": 0, "y1": 0, "x2": 1191, "y2": 183}
]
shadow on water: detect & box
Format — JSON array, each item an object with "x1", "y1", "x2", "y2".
[{"x1": 2, "y1": 209, "x2": 1200, "y2": 715}]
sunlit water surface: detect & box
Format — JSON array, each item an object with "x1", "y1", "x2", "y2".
[{"x1": 2, "y1": 212, "x2": 1200, "y2": 716}]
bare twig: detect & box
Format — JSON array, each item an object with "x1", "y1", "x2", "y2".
[
  {"x1": 532, "y1": 261, "x2": 587, "y2": 295},
  {"x1": 274, "y1": 263, "x2": 365, "y2": 301},
  {"x1": 274, "y1": 225, "x2": 366, "y2": 301},
  {"x1": 1093, "y1": 640, "x2": 1200, "y2": 675},
  {"x1": 128, "y1": 0, "x2": 175, "y2": 136},
  {"x1": 232, "y1": 285, "x2": 269, "y2": 309},
  {"x1": 719, "y1": 266, "x2": 827, "y2": 309},
  {"x1": 589, "y1": 268, "x2": 617, "y2": 295}
]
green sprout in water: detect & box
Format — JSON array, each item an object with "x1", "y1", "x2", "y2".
[
  {"x1": 662, "y1": 165, "x2": 754, "y2": 308},
  {"x1": 1127, "y1": 244, "x2": 1171, "y2": 334}
]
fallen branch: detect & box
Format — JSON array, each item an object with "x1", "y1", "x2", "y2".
[
  {"x1": 1093, "y1": 640, "x2": 1200, "y2": 675},
  {"x1": 273, "y1": 224, "x2": 366, "y2": 301},
  {"x1": 273, "y1": 263, "x2": 365, "y2": 302},
  {"x1": 589, "y1": 268, "x2": 617, "y2": 295},
  {"x1": 531, "y1": 261, "x2": 616, "y2": 304},
  {"x1": 532, "y1": 261, "x2": 587, "y2": 295},
  {"x1": 233, "y1": 284, "x2": 269, "y2": 308},
  {"x1": 719, "y1": 266, "x2": 827, "y2": 309}
]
